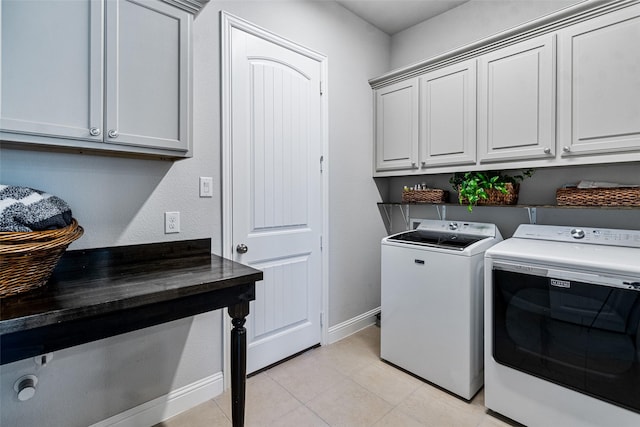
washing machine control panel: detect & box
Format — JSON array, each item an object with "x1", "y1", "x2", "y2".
[
  {"x1": 513, "y1": 224, "x2": 640, "y2": 248},
  {"x1": 416, "y1": 220, "x2": 498, "y2": 237}
]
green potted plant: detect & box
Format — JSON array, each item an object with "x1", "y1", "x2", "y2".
[{"x1": 449, "y1": 169, "x2": 534, "y2": 212}]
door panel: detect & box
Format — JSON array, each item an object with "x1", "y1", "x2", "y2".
[
  {"x1": 419, "y1": 59, "x2": 477, "y2": 167},
  {"x1": 558, "y1": 4, "x2": 640, "y2": 156},
  {"x1": 105, "y1": 0, "x2": 189, "y2": 151},
  {"x1": 375, "y1": 79, "x2": 419, "y2": 171},
  {"x1": 0, "y1": 0, "x2": 103, "y2": 140},
  {"x1": 231, "y1": 27, "x2": 322, "y2": 373},
  {"x1": 478, "y1": 34, "x2": 555, "y2": 162},
  {"x1": 250, "y1": 60, "x2": 309, "y2": 230},
  {"x1": 251, "y1": 255, "x2": 310, "y2": 338}
]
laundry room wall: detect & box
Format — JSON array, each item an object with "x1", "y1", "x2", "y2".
[
  {"x1": 383, "y1": 163, "x2": 640, "y2": 238},
  {"x1": 389, "y1": 0, "x2": 583, "y2": 69},
  {"x1": 0, "y1": 1, "x2": 390, "y2": 425}
]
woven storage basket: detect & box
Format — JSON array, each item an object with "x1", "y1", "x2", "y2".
[
  {"x1": 401, "y1": 189, "x2": 448, "y2": 204},
  {"x1": 458, "y1": 183, "x2": 520, "y2": 206},
  {"x1": 556, "y1": 187, "x2": 640, "y2": 207},
  {"x1": 0, "y1": 219, "x2": 84, "y2": 298}
]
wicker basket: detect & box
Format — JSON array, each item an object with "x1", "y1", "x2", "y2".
[
  {"x1": 401, "y1": 189, "x2": 448, "y2": 204},
  {"x1": 458, "y1": 183, "x2": 520, "y2": 206},
  {"x1": 556, "y1": 187, "x2": 640, "y2": 207},
  {"x1": 0, "y1": 219, "x2": 84, "y2": 298}
]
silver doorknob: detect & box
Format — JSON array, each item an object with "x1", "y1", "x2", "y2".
[
  {"x1": 543, "y1": 147, "x2": 551, "y2": 154},
  {"x1": 236, "y1": 244, "x2": 248, "y2": 254},
  {"x1": 108, "y1": 129, "x2": 118, "y2": 138},
  {"x1": 562, "y1": 146, "x2": 571, "y2": 153},
  {"x1": 89, "y1": 127, "x2": 101, "y2": 136}
]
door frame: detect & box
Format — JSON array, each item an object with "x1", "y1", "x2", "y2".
[{"x1": 220, "y1": 11, "x2": 329, "y2": 388}]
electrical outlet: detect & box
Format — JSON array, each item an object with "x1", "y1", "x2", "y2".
[
  {"x1": 165, "y1": 212, "x2": 180, "y2": 234},
  {"x1": 199, "y1": 177, "x2": 213, "y2": 197}
]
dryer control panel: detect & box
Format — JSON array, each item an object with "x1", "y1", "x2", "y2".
[{"x1": 513, "y1": 224, "x2": 640, "y2": 248}]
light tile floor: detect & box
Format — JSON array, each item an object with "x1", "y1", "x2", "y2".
[{"x1": 155, "y1": 326, "x2": 516, "y2": 427}]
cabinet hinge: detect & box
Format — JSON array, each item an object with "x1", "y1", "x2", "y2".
[
  {"x1": 320, "y1": 312, "x2": 323, "y2": 327},
  {"x1": 320, "y1": 81, "x2": 323, "y2": 95},
  {"x1": 320, "y1": 155, "x2": 324, "y2": 173},
  {"x1": 320, "y1": 235, "x2": 323, "y2": 251}
]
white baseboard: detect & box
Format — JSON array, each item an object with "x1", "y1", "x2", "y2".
[
  {"x1": 327, "y1": 307, "x2": 380, "y2": 344},
  {"x1": 90, "y1": 372, "x2": 224, "y2": 427}
]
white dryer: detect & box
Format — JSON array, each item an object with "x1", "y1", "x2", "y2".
[
  {"x1": 381, "y1": 219, "x2": 502, "y2": 400},
  {"x1": 484, "y1": 224, "x2": 640, "y2": 427}
]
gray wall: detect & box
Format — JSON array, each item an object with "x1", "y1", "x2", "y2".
[
  {"x1": 383, "y1": 163, "x2": 640, "y2": 237},
  {"x1": 390, "y1": 0, "x2": 583, "y2": 69},
  {"x1": 0, "y1": 1, "x2": 390, "y2": 425}
]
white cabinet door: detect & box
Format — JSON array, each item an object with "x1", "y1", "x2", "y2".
[
  {"x1": 0, "y1": 0, "x2": 103, "y2": 141},
  {"x1": 557, "y1": 3, "x2": 640, "y2": 157},
  {"x1": 478, "y1": 34, "x2": 556, "y2": 162},
  {"x1": 419, "y1": 59, "x2": 476, "y2": 168},
  {"x1": 375, "y1": 78, "x2": 419, "y2": 171},
  {"x1": 105, "y1": 0, "x2": 190, "y2": 152}
]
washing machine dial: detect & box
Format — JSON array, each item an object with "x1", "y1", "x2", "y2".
[
  {"x1": 448, "y1": 222, "x2": 458, "y2": 231},
  {"x1": 571, "y1": 228, "x2": 585, "y2": 239}
]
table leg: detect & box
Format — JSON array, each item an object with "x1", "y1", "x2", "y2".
[{"x1": 228, "y1": 301, "x2": 250, "y2": 427}]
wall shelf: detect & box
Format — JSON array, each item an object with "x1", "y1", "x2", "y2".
[{"x1": 377, "y1": 202, "x2": 640, "y2": 232}]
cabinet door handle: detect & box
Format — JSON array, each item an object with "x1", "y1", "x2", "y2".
[
  {"x1": 108, "y1": 130, "x2": 119, "y2": 139},
  {"x1": 421, "y1": 161, "x2": 427, "y2": 167},
  {"x1": 236, "y1": 244, "x2": 248, "y2": 254},
  {"x1": 89, "y1": 127, "x2": 101, "y2": 137},
  {"x1": 543, "y1": 147, "x2": 551, "y2": 154},
  {"x1": 562, "y1": 146, "x2": 571, "y2": 153}
]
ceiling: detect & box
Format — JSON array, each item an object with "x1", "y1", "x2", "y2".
[{"x1": 335, "y1": 0, "x2": 471, "y2": 35}]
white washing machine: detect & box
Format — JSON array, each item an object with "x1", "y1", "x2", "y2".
[
  {"x1": 381, "y1": 219, "x2": 502, "y2": 400},
  {"x1": 484, "y1": 224, "x2": 640, "y2": 427}
]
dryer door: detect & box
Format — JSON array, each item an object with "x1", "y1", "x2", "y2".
[{"x1": 491, "y1": 263, "x2": 640, "y2": 414}]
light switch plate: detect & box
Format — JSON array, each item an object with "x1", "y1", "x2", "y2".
[{"x1": 199, "y1": 177, "x2": 213, "y2": 197}]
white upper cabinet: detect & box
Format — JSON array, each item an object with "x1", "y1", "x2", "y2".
[
  {"x1": 0, "y1": 0, "x2": 104, "y2": 141},
  {"x1": 0, "y1": 0, "x2": 192, "y2": 158},
  {"x1": 105, "y1": 0, "x2": 190, "y2": 152},
  {"x1": 375, "y1": 78, "x2": 419, "y2": 171},
  {"x1": 419, "y1": 59, "x2": 476, "y2": 168},
  {"x1": 557, "y1": 3, "x2": 640, "y2": 157},
  {"x1": 478, "y1": 33, "x2": 556, "y2": 163}
]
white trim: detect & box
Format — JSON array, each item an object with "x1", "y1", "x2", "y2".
[
  {"x1": 220, "y1": 8, "x2": 234, "y2": 393},
  {"x1": 320, "y1": 53, "x2": 330, "y2": 349},
  {"x1": 89, "y1": 372, "x2": 224, "y2": 427},
  {"x1": 220, "y1": 10, "x2": 329, "y2": 389},
  {"x1": 327, "y1": 307, "x2": 381, "y2": 344}
]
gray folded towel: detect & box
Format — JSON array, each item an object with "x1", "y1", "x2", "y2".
[{"x1": 0, "y1": 185, "x2": 73, "y2": 232}]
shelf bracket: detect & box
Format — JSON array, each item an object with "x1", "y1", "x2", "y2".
[
  {"x1": 381, "y1": 204, "x2": 393, "y2": 231},
  {"x1": 399, "y1": 204, "x2": 410, "y2": 230},
  {"x1": 380, "y1": 204, "x2": 410, "y2": 232},
  {"x1": 526, "y1": 207, "x2": 537, "y2": 224}
]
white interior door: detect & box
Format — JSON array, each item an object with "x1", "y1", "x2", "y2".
[{"x1": 228, "y1": 22, "x2": 324, "y2": 374}]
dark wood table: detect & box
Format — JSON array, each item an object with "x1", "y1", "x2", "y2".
[{"x1": 0, "y1": 239, "x2": 262, "y2": 427}]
